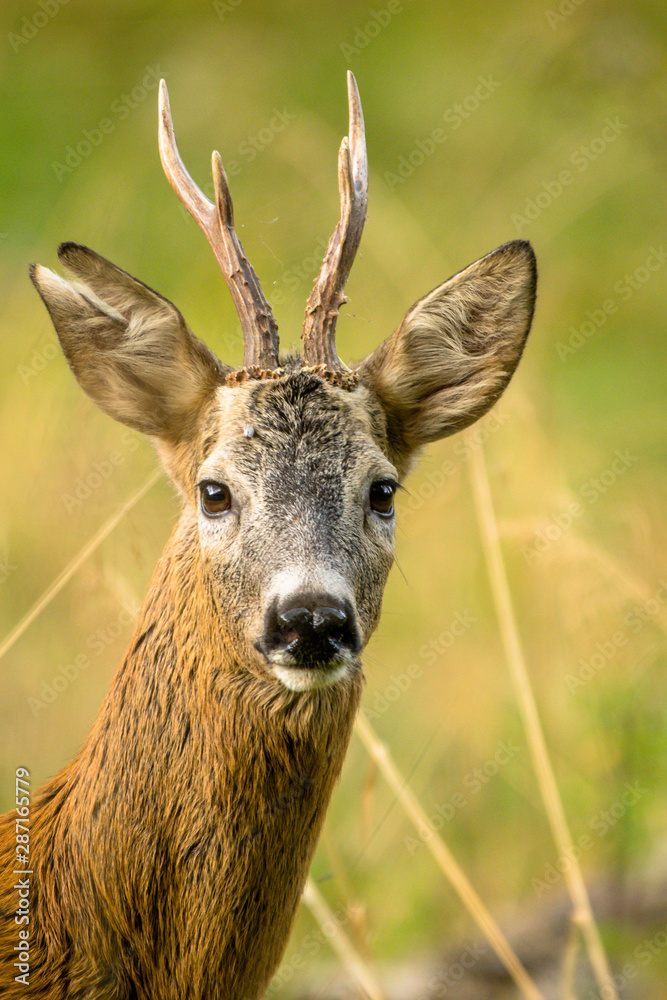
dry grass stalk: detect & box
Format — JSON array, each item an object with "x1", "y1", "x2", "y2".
[
  {"x1": 562, "y1": 915, "x2": 583, "y2": 1000},
  {"x1": 467, "y1": 444, "x2": 618, "y2": 1000},
  {"x1": 0, "y1": 469, "x2": 161, "y2": 662},
  {"x1": 302, "y1": 877, "x2": 387, "y2": 1000},
  {"x1": 500, "y1": 515, "x2": 667, "y2": 636},
  {"x1": 354, "y1": 712, "x2": 546, "y2": 1000},
  {"x1": 320, "y1": 826, "x2": 371, "y2": 953},
  {"x1": 361, "y1": 758, "x2": 378, "y2": 850}
]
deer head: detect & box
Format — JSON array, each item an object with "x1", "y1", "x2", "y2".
[{"x1": 30, "y1": 73, "x2": 536, "y2": 698}]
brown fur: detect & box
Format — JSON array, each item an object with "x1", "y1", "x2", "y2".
[
  {"x1": 1, "y1": 519, "x2": 362, "y2": 999},
  {"x1": 2, "y1": 217, "x2": 535, "y2": 995}
]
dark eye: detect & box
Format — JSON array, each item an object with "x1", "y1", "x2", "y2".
[
  {"x1": 200, "y1": 481, "x2": 232, "y2": 517},
  {"x1": 369, "y1": 480, "x2": 397, "y2": 517}
]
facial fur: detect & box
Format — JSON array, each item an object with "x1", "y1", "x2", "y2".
[{"x1": 190, "y1": 372, "x2": 397, "y2": 691}]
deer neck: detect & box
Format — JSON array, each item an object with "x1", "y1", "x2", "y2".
[{"x1": 38, "y1": 517, "x2": 363, "y2": 999}]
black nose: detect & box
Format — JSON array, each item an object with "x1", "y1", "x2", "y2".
[{"x1": 258, "y1": 593, "x2": 361, "y2": 668}]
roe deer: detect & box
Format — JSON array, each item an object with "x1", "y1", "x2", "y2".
[{"x1": 0, "y1": 73, "x2": 536, "y2": 999}]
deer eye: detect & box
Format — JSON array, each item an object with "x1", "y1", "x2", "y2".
[
  {"x1": 369, "y1": 479, "x2": 397, "y2": 517},
  {"x1": 200, "y1": 481, "x2": 232, "y2": 517}
]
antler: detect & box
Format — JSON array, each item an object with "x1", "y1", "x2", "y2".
[
  {"x1": 158, "y1": 80, "x2": 279, "y2": 370},
  {"x1": 302, "y1": 71, "x2": 368, "y2": 370}
]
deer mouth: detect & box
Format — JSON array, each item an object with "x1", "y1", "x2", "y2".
[{"x1": 269, "y1": 660, "x2": 354, "y2": 692}]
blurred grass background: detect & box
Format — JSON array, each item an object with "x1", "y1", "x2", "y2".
[{"x1": 0, "y1": 0, "x2": 665, "y2": 995}]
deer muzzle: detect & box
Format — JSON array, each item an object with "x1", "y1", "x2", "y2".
[{"x1": 257, "y1": 590, "x2": 361, "y2": 686}]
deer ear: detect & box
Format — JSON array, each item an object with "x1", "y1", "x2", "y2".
[
  {"x1": 356, "y1": 240, "x2": 536, "y2": 473},
  {"x1": 30, "y1": 243, "x2": 228, "y2": 442}
]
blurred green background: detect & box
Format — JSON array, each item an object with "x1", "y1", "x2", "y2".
[{"x1": 1, "y1": 0, "x2": 665, "y2": 996}]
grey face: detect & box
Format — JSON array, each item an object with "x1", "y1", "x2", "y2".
[{"x1": 195, "y1": 372, "x2": 399, "y2": 692}]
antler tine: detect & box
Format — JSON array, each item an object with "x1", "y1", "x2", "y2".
[
  {"x1": 158, "y1": 80, "x2": 279, "y2": 370},
  {"x1": 302, "y1": 71, "x2": 368, "y2": 370}
]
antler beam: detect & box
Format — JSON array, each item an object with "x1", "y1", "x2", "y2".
[
  {"x1": 158, "y1": 80, "x2": 280, "y2": 371},
  {"x1": 302, "y1": 72, "x2": 368, "y2": 370}
]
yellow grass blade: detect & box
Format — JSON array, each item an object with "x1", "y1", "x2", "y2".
[
  {"x1": 0, "y1": 470, "x2": 161, "y2": 662},
  {"x1": 354, "y1": 711, "x2": 546, "y2": 1000},
  {"x1": 467, "y1": 443, "x2": 618, "y2": 1000},
  {"x1": 302, "y1": 877, "x2": 387, "y2": 1000}
]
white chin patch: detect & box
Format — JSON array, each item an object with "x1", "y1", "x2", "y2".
[{"x1": 271, "y1": 662, "x2": 350, "y2": 692}]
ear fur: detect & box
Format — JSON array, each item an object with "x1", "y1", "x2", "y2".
[
  {"x1": 30, "y1": 243, "x2": 228, "y2": 442},
  {"x1": 356, "y1": 240, "x2": 536, "y2": 474}
]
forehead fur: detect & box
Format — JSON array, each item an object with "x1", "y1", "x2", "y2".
[
  {"x1": 247, "y1": 373, "x2": 384, "y2": 448},
  {"x1": 210, "y1": 372, "x2": 387, "y2": 461},
  {"x1": 165, "y1": 370, "x2": 392, "y2": 494}
]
